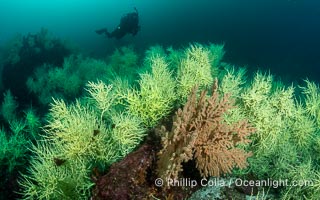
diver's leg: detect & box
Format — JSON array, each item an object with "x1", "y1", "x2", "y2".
[{"x1": 95, "y1": 28, "x2": 108, "y2": 35}]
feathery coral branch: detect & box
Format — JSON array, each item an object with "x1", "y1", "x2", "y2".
[{"x1": 157, "y1": 79, "x2": 253, "y2": 184}]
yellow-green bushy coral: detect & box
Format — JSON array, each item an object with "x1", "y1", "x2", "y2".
[
  {"x1": 219, "y1": 64, "x2": 247, "y2": 98},
  {"x1": 0, "y1": 128, "x2": 8, "y2": 157},
  {"x1": 166, "y1": 46, "x2": 184, "y2": 73},
  {"x1": 19, "y1": 142, "x2": 93, "y2": 200},
  {"x1": 24, "y1": 108, "x2": 41, "y2": 140},
  {"x1": 218, "y1": 64, "x2": 248, "y2": 125},
  {"x1": 111, "y1": 112, "x2": 146, "y2": 157},
  {"x1": 45, "y1": 98, "x2": 118, "y2": 163},
  {"x1": 85, "y1": 80, "x2": 146, "y2": 157},
  {"x1": 241, "y1": 72, "x2": 273, "y2": 111},
  {"x1": 107, "y1": 46, "x2": 139, "y2": 82},
  {"x1": 27, "y1": 63, "x2": 80, "y2": 104},
  {"x1": 0, "y1": 91, "x2": 35, "y2": 173},
  {"x1": 309, "y1": 171, "x2": 320, "y2": 198},
  {"x1": 19, "y1": 78, "x2": 149, "y2": 199},
  {"x1": 241, "y1": 73, "x2": 275, "y2": 147},
  {"x1": 299, "y1": 80, "x2": 320, "y2": 165},
  {"x1": 300, "y1": 79, "x2": 320, "y2": 126},
  {"x1": 290, "y1": 103, "x2": 316, "y2": 149},
  {"x1": 85, "y1": 81, "x2": 116, "y2": 122},
  {"x1": 269, "y1": 84, "x2": 296, "y2": 117},
  {"x1": 0, "y1": 125, "x2": 29, "y2": 173},
  {"x1": 143, "y1": 45, "x2": 168, "y2": 73},
  {"x1": 1, "y1": 90, "x2": 18, "y2": 123},
  {"x1": 279, "y1": 157, "x2": 320, "y2": 200},
  {"x1": 144, "y1": 45, "x2": 167, "y2": 60},
  {"x1": 26, "y1": 55, "x2": 110, "y2": 105},
  {"x1": 177, "y1": 44, "x2": 213, "y2": 101},
  {"x1": 124, "y1": 55, "x2": 176, "y2": 127},
  {"x1": 19, "y1": 98, "x2": 120, "y2": 199},
  {"x1": 208, "y1": 43, "x2": 225, "y2": 77},
  {"x1": 236, "y1": 72, "x2": 317, "y2": 184},
  {"x1": 8, "y1": 118, "x2": 26, "y2": 136}
]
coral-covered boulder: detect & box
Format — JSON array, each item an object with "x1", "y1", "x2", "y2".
[{"x1": 92, "y1": 144, "x2": 157, "y2": 200}]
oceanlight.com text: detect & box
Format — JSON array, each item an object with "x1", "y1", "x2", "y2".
[
  {"x1": 234, "y1": 178, "x2": 314, "y2": 189},
  {"x1": 154, "y1": 177, "x2": 314, "y2": 189}
]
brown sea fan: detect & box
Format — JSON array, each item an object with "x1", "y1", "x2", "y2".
[{"x1": 157, "y1": 79, "x2": 253, "y2": 183}]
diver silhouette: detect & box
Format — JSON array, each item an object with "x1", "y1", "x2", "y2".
[{"x1": 96, "y1": 7, "x2": 140, "y2": 39}]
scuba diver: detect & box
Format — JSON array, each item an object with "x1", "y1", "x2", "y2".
[{"x1": 96, "y1": 7, "x2": 140, "y2": 39}]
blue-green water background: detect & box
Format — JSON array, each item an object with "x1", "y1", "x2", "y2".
[{"x1": 1, "y1": 0, "x2": 319, "y2": 83}]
